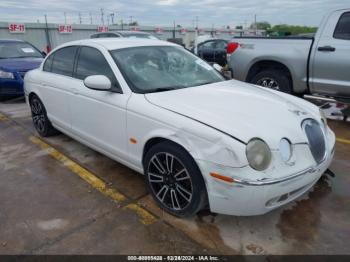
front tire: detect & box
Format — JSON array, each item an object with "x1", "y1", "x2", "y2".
[
  {"x1": 251, "y1": 69, "x2": 292, "y2": 94},
  {"x1": 144, "y1": 141, "x2": 207, "y2": 217},
  {"x1": 30, "y1": 95, "x2": 58, "y2": 137}
]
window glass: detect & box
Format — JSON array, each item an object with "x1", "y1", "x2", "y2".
[
  {"x1": 334, "y1": 12, "x2": 350, "y2": 40},
  {"x1": 51, "y1": 46, "x2": 78, "y2": 77},
  {"x1": 0, "y1": 41, "x2": 42, "y2": 59},
  {"x1": 199, "y1": 41, "x2": 215, "y2": 49},
  {"x1": 111, "y1": 46, "x2": 224, "y2": 94},
  {"x1": 76, "y1": 46, "x2": 117, "y2": 86},
  {"x1": 215, "y1": 41, "x2": 228, "y2": 50},
  {"x1": 43, "y1": 54, "x2": 53, "y2": 72}
]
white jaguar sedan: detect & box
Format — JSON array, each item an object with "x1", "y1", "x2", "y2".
[{"x1": 24, "y1": 39, "x2": 335, "y2": 217}]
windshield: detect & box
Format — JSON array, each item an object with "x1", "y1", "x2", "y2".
[
  {"x1": 0, "y1": 42, "x2": 42, "y2": 59},
  {"x1": 111, "y1": 46, "x2": 224, "y2": 93}
]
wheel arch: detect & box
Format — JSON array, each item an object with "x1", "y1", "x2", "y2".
[{"x1": 246, "y1": 60, "x2": 293, "y2": 86}]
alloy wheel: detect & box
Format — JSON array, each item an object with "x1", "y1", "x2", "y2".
[
  {"x1": 147, "y1": 152, "x2": 193, "y2": 211},
  {"x1": 256, "y1": 77, "x2": 280, "y2": 90},
  {"x1": 31, "y1": 98, "x2": 46, "y2": 133}
]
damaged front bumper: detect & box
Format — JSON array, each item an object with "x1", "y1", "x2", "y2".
[{"x1": 196, "y1": 142, "x2": 335, "y2": 216}]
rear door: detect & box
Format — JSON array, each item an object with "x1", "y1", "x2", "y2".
[
  {"x1": 311, "y1": 10, "x2": 350, "y2": 97},
  {"x1": 40, "y1": 46, "x2": 78, "y2": 131},
  {"x1": 197, "y1": 40, "x2": 216, "y2": 63},
  {"x1": 213, "y1": 40, "x2": 228, "y2": 66}
]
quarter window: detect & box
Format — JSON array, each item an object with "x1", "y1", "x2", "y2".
[
  {"x1": 76, "y1": 46, "x2": 117, "y2": 87},
  {"x1": 51, "y1": 46, "x2": 78, "y2": 77},
  {"x1": 43, "y1": 54, "x2": 53, "y2": 72},
  {"x1": 334, "y1": 12, "x2": 350, "y2": 40}
]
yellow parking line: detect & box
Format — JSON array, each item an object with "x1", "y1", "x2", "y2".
[
  {"x1": 124, "y1": 203, "x2": 158, "y2": 225},
  {"x1": 29, "y1": 136, "x2": 126, "y2": 203},
  {"x1": 29, "y1": 135, "x2": 158, "y2": 225},
  {"x1": 0, "y1": 113, "x2": 8, "y2": 121},
  {"x1": 337, "y1": 138, "x2": 350, "y2": 145}
]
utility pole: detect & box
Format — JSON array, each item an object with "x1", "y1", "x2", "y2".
[
  {"x1": 195, "y1": 16, "x2": 199, "y2": 29},
  {"x1": 79, "y1": 12, "x2": 82, "y2": 24},
  {"x1": 64, "y1": 12, "x2": 67, "y2": 24},
  {"x1": 121, "y1": 19, "x2": 124, "y2": 30},
  {"x1": 44, "y1": 14, "x2": 51, "y2": 53},
  {"x1": 172, "y1": 20, "x2": 176, "y2": 38},
  {"x1": 100, "y1": 8, "x2": 105, "y2": 25},
  {"x1": 89, "y1": 12, "x2": 93, "y2": 24},
  {"x1": 254, "y1": 14, "x2": 257, "y2": 35},
  {"x1": 110, "y1": 13, "x2": 115, "y2": 25}
]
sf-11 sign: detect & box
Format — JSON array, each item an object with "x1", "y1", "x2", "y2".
[{"x1": 9, "y1": 23, "x2": 25, "y2": 33}]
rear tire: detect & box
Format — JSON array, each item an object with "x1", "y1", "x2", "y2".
[
  {"x1": 250, "y1": 69, "x2": 292, "y2": 94},
  {"x1": 144, "y1": 141, "x2": 207, "y2": 217},
  {"x1": 30, "y1": 95, "x2": 59, "y2": 137}
]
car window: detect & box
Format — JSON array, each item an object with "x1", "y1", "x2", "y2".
[
  {"x1": 334, "y1": 12, "x2": 350, "y2": 40},
  {"x1": 0, "y1": 42, "x2": 42, "y2": 59},
  {"x1": 51, "y1": 46, "x2": 78, "y2": 77},
  {"x1": 76, "y1": 46, "x2": 118, "y2": 87},
  {"x1": 215, "y1": 41, "x2": 227, "y2": 50},
  {"x1": 43, "y1": 54, "x2": 54, "y2": 72},
  {"x1": 199, "y1": 41, "x2": 215, "y2": 49}
]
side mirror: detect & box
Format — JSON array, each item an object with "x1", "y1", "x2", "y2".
[
  {"x1": 84, "y1": 75, "x2": 111, "y2": 91},
  {"x1": 41, "y1": 51, "x2": 47, "y2": 58}
]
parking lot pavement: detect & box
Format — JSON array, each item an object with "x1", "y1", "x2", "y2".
[{"x1": 1, "y1": 100, "x2": 350, "y2": 255}]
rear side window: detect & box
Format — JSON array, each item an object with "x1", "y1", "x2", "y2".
[
  {"x1": 43, "y1": 54, "x2": 53, "y2": 72},
  {"x1": 334, "y1": 12, "x2": 350, "y2": 40},
  {"x1": 75, "y1": 46, "x2": 117, "y2": 87},
  {"x1": 51, "y1": 46, "x2": 78, "y2": 77}
]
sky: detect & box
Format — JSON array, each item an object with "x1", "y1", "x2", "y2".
[{"x1": 0, "y1": 0, "x2": 348, "y2": 28}]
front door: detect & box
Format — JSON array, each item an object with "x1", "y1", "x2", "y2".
[{"x1": 69, "y1": 46, "x2": 129, "y2": 159}]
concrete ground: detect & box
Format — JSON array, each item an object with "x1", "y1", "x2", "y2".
[{"x1": 0, "y1": 99, "x2": 349, "y2": 255}]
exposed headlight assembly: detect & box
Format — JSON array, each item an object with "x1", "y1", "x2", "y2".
[
  {"x1": 279, "y1": 138, "x2": 292, "y2": 162},
  {"x1": 246, "y1": 138, "x2": 272, "y2": 171},
  {"x1": 0, "y1": 70, "x2": 14, "y2": 79},
  {"x1": 319, "y1": 108, "x2": 327, "y2": 127}
]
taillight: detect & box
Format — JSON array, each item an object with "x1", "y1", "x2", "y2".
[{"x1": 227, "y1": 42, "x2": 239, "y2": 54}]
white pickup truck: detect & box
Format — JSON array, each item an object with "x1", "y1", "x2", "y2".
[{"x1": 227, "y1": 8, "x2": 350, "y2": 102}]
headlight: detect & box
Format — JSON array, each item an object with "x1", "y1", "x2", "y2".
[
  {"x1": 319, "y1": 108, "x2": 327, "y2": 126},
  {"x1": 0, "y1": 70, "x2": 14, "y2": 79},
  {"x1": 246, "y1": 138, "x2": 272, "y2": 171},
  {"x1": 279, "y1": 138, "x2": 292, "y2": 162}
]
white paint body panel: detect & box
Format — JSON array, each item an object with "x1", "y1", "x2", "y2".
[{"x1": 24, "y1": 39, "x2": 335, "y2": 216}]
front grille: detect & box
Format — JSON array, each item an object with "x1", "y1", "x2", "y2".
[{"x1": 302, "y1": 119, "x2": 326, "y2": 164}]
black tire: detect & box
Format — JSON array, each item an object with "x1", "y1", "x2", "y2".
[
  {"x1": 29, "y1": 95, "x2": 59, "y2": 137},
  {"x1": 250, "y1": 69, "x2": 292, "y2": 94},
  {"x1": 144, "y1": 141, "x2": 207, "y2": 217}
]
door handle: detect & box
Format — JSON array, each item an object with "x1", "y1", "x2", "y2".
[
  {"x1": 318, "y1": 46, "x2": 336, "y2": 52},
  {"x1": 72, "y1": 88, "x2": 79, "y2": 95}
]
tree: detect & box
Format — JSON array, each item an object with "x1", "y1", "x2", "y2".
[
  {"x1": 129, "y1": 21, "x2": 138, "y2": 26},
  {"x1": 250, "y1": 21, "x2": 271, "y2": 30},
  {"x1": 271, "y1": 24, "x2": 317, "y2": 35}
]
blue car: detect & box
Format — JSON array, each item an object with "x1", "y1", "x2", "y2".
[{"x1": 0, "y1": 39, "x2": 44, "y2": 98}]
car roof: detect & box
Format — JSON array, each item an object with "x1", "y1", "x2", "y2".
[
  {"x1": 60, "y1": 38, "x2": 177, "y2": 51},
  {"x1": 116, "y1": 31, "x2": 151, "y2": 35},
  {"x1": 0, "y1": 39, "x2": 25, "y2": 43}
]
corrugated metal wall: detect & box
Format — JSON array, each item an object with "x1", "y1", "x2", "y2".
[{"x1": 0, "y1": 22, "x2": 236, "y2": 51}]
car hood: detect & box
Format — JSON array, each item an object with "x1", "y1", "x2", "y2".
[
  {"x1": 145, "y1": 80, "x2": 318, "y2": 148},
  {"x1": 0, "y1": 58, "x2": 43, "y2": 72}
]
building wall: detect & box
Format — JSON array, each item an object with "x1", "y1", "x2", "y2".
[{"x1": 0, "y1": 22, "x2": 265, "y2": 51}]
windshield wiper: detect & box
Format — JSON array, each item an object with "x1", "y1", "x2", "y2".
[{"x1": 146, "y1": 86, "x2": 182, "y2": 93}]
